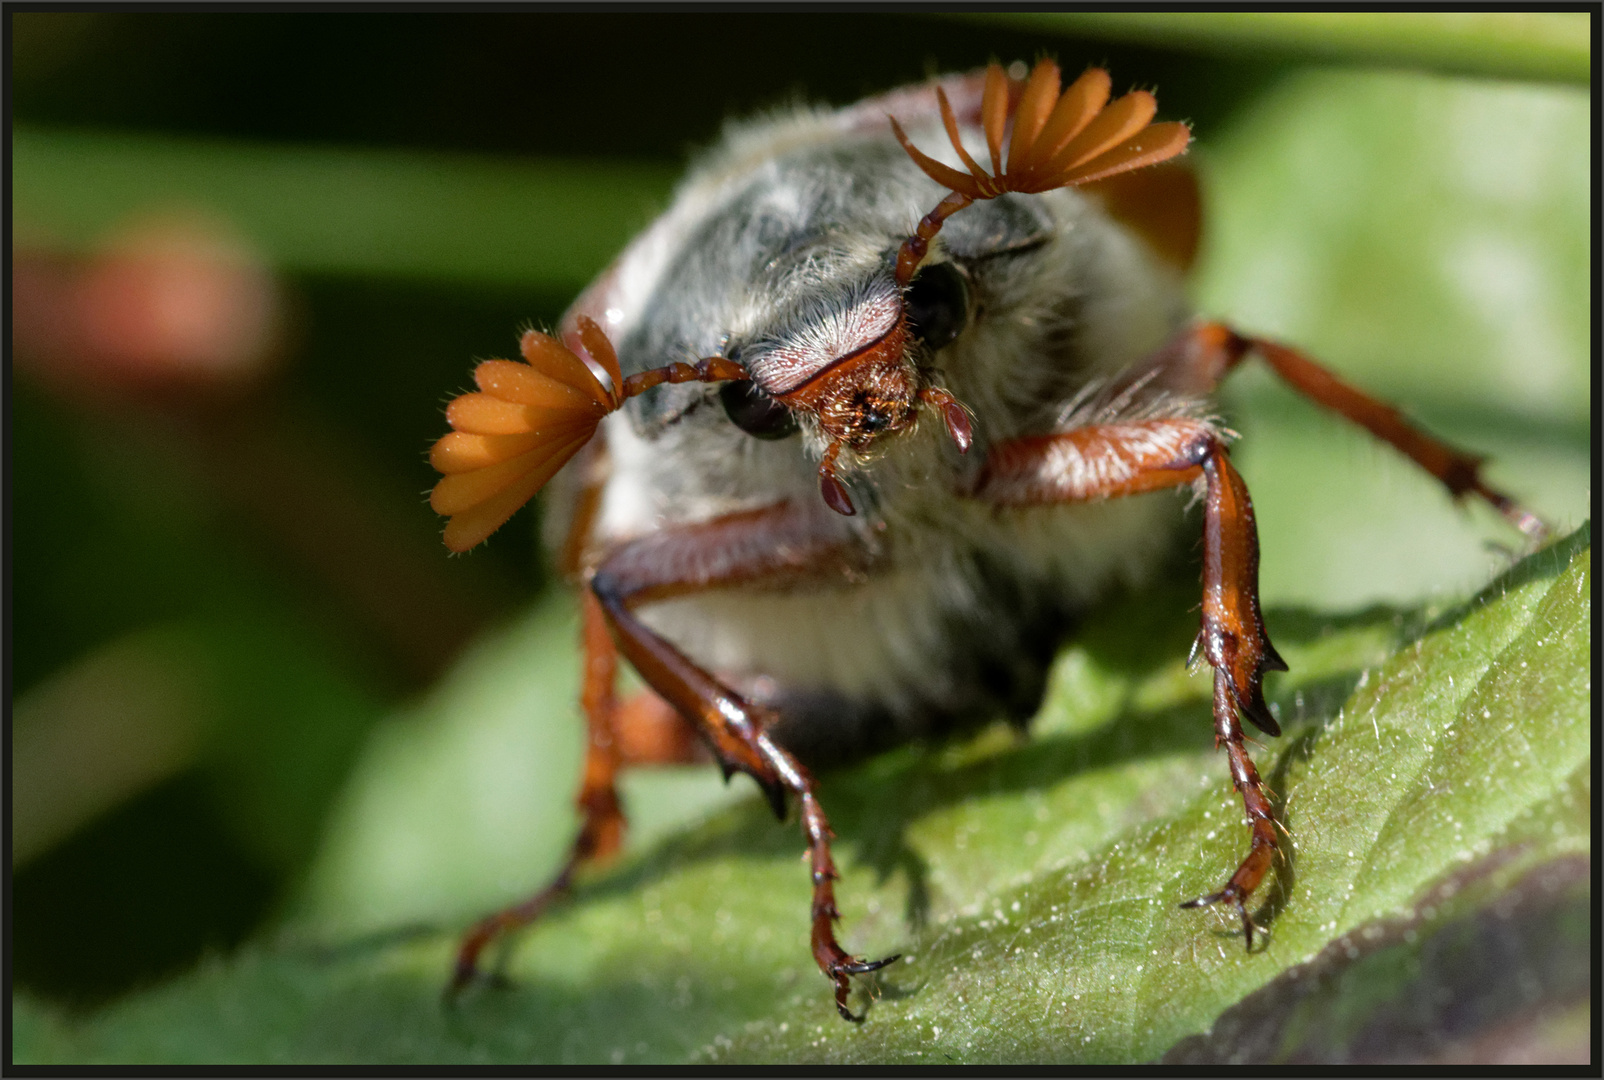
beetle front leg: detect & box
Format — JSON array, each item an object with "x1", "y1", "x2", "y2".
[
  {"x1": 1175, "y1": 437, "x2": 1285, "y2": 947},
  {"x1": 973, "y1": 419, "x2": 1286, "y2": 947},
  {"x1": 1179, "y1": 672, "x2": 1280, "y2": 946},
  {"x1": 589, "y1": 503, "x2": 897, "y2": 1020}
]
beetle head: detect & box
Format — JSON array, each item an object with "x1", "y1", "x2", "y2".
[
  {"x1": 741, "y1": 284, "x2": 956, "y2": 513},
  {"x1": 775, "y1": 318, "x2": 919, "y2": 450}
]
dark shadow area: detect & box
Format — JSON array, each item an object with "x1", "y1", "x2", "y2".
[
  {"x1": 12, "y1": 772, "x2": 278, "y2": 1011},
  {"x1": 287, "y1": 272, "x2": 573, "y2": 514},
  {"x1": 13, "y1": 14, "x2": 1290, "y2": 163}
]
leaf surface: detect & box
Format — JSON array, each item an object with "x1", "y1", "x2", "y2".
[{"x1": 13, "y1": 526, "x2": 1588, "y2": 1064}]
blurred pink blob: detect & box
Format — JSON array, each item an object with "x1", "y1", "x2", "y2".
[{"x1": 13, "y1": 214, "x2": 281, "y2": 400}]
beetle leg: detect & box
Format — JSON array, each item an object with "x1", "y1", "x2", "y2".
[
  {"x1": 613, "y1": 687, "x2": 708, "y2": 766},
  {"x1": 971, "y1": 421, "x2": 1285, "y2": 946},
  {"x1": 448, "y1": 589, "x2": 644, "y2": 998},
  {"x1": 1175, "y1": 438, "x2": 1284, "y2": 945},
  {"x1": 587, "y1": 503, "x2": 897, "y2": 1020},
  {"x1": 1177, "y1": 670, "x2": 1280, "y2": 947},
  {"x1": 592, "y1": 563, "x2": 789, "y2": 819},
  {"x1": 1132, "y1": 321, "x2": 1546, "y2": 538}
]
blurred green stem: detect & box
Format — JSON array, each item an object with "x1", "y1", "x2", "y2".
[
  {"x1": 12, "y1": 128, "x2": 676, "y2": 290},
  {"x1": 966, "y1": 12, "x2": 1590, "y2": 83}
]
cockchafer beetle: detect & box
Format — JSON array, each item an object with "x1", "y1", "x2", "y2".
[{"x1": 427, "y1": 59, "x2": 1542, "y2": 1021}]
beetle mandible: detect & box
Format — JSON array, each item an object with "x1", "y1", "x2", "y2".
[{"x1": 427, "y1": 59, "x2": 1542, "y2": 1021}]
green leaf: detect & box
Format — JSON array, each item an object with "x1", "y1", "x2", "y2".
[
  {"x1": 1193, "y1": 68, "x2": 1588, "y2": 609},
  {"x1": 12, "y1": 526, "x2": 1589, "y2": 1064}
]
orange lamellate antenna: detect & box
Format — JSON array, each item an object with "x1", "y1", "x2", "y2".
[
  {"x1": 890, "y1": 59, "x2": 1191, "y2": 285},
  {"x1": 430, "y1": 316, "x2": 747, "y2": 552}
]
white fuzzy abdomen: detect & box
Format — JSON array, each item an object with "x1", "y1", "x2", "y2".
[{"x1": 633, "y1": 489, "x2": 1184, "y2": 720}]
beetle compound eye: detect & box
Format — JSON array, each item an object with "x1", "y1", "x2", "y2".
[
  {"x1": 720, "y1": 379, "x2": 799, "y2": 440},
  {"x1": 905, "y1": 262, "x2": 970, "y2": 351}
]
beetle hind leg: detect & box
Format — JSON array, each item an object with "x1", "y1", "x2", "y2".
[
  {"x1": 1141, "y1": 321, "x2": 1547, "y2": 539},
  {"x1": 447, "y1": 591, "x2": 698, "y2": 1000}
]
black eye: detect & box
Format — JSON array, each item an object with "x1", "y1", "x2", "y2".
[
  {"x1": 905, "y1": 261, "x2": 970, "y2": 351},
  {"x1": 720, "y1": 379, "x2": 799, "y2": 440}
]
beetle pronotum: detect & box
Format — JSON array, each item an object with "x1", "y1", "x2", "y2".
[{"x1": 428, "y1": 59, "x2": 1541, "y2": 1021}]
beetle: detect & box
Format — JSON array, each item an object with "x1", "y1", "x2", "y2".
[{"x1": 427, "y1": 59, "x2": 1541, "y2": 1021}]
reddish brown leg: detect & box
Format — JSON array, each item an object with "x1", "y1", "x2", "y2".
[
  {"x1": 1177, "y1": 439, "x2": 1284, "y2": 945},
  {"x1": 613, "y1": 688, "x2": 708, "y2": 767},
  {"x1": 588, "y1": 503, "x2": 896, "y2": 1021},
  {"x1": 1178, "y1": 672, "x2": 1279, "y2": 946},
  {"x1": 973, "y1": 419, "x2": 1286, "y2": 945},
  {"x1": 448, "y1": 431, "x2": 712, "y2": 998},
  {"x1": 448, "y1": 590, "x2": 636, "y2": 997},
  {"x1": 1132, "y1": 321, "x2": 1545, "y2": 537}
]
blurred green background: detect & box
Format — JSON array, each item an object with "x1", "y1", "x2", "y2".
[{"x1": 9, "y1": 11, "x2": 1590, "y2": 1061}]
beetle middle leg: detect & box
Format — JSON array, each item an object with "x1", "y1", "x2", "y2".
[
  {"x1": 591, "y1": 503, "x2": 896, "y2": 1020},
  {"x1": 972, "y1": 418, "x2": 1286, "y2": 946}
]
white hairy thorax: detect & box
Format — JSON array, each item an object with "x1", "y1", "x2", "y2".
[{"x1": 561, "y1": 92, "x2": 1204, "y2": 752}]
